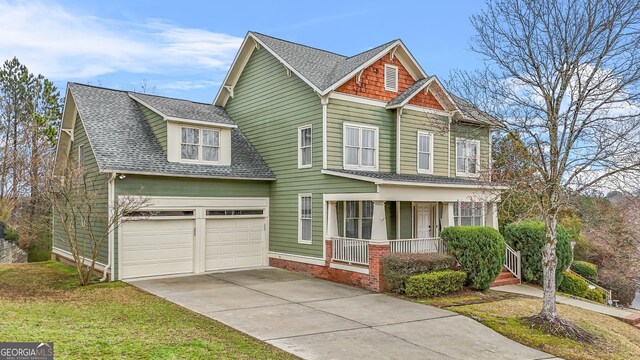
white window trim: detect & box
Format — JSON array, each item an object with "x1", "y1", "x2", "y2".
[
  {"x1": 455, "y1": 137, "x2": 481, "y2": 177},
  {"x1": 180, "y1": 125, "x2": 221, "y2": 165},
  {"x1": 416, "y1": 131, "x2": 434, "y2": 174},
  {"x1": 343, "y1": 122, "x2": 379, "y2": 171},
  {"x1": 384, "y1": 64, "x2": 399, "y2": 92},
  {"x1": 343, "y1": 200, "x2": 373, "y2": 239},
  {"x1": 298, "y1": 125, "x2": 312, "y2": 169},
  {"x1": 77, "y1": 144, "x2": 85, "y2": 166},
  {"x1": 298, "y1": 193, "x2": 312, "y2": 244},
  {"x1": 453, "y1": 201, "x2": 485, "y2": 226}
]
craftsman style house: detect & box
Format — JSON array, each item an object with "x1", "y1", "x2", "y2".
[{"x1": 53, "y1": 32, "x2": 503, "y2": 291}]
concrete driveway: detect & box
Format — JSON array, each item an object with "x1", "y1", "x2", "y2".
[{"x1": 130, "y1": 268, "x2": 554, "y2": 360}]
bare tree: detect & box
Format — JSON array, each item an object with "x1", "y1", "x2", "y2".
[
  {"x1": 449, "y1": 0, "x2": 640, "y2": 339},
  {"x1": 46, "y1": 159, "x2": 150, "y2": 286}
]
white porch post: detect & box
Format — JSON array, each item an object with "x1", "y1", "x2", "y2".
[
  {"x1": 441, "y1": 202, "x2": 455, "y2": 228},
  {"x1": 485, "y1": 202, "x2": 499, "y2": 230},
  {"x1": 370, "y1": 200, "x2": 388, "y2": 243},
  {"x1": 327, "y1": 200, "x2": 338, "y2": 237}
]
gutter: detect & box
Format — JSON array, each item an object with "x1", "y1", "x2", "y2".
[{"x1": 100, "y1": 172, "x2": 117, "y2": 282}]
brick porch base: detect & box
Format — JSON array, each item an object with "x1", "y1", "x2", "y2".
[{"x1": 269, "y1": 239, "x2": 389, "y2": 292}]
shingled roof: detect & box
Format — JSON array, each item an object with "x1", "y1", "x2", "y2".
[
  {"x1": 129, "y1": 92, "x2": 236, "y2": 126},
  {"x1": 325, "y1": 169, "x2": 492, "y2": 186},
  {"x1": 68, "y1": 83, "x2": 274, "y2": 180}
]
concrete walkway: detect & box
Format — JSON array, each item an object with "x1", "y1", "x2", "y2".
[
  {"x1": 492, "y1": 283, "x2": 637, "y2": 319},
  {"x1": 130, "y1": 269, "x2": 554, "y2": 360}
]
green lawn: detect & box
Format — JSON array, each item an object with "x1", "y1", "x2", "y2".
[
  {"x1": 0, "y1": 261, "x2": 298, "y2": 359},
  {"x1": 407, "y1": 291, "x2": 640, "y2": 360}
]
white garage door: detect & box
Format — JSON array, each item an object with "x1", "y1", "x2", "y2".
[
  {"x1": 120, "y1": 218, "x2": 194, "y2": 279},
  {"x1": 205, "y1": 217, "x2": 265, "y2": 271}
]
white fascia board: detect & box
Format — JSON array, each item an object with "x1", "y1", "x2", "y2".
[
  {"x1": 249, "y1": 33, "x2": 323, "y2": 94},
  {"x1": 386, "y1": 77, "x2": 435, "y2": 109},
  {"x1": 213, "y1": 33, "x2": 254, "y2": 106},
  {"x1": 165, "y1": 117, "x2": 237, "y2": 129},
  {"x1": 101, "y1": 169, "x2": 275, "y2": 181},
  {"x1": 320, "y1": 169, "x2": 508, "y2": 189}
]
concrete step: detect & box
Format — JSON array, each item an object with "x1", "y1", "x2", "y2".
[{"x1": 623, "y1": 313, "x2": 640, "y2": 326}]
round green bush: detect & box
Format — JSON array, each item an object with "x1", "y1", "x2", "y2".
[
  {"x1": 584, "y1": 288, "x2": 606, "y2": 304},
  {"x1": 502, "y1": 221, "x2": 572, "y2": 287},
  {"x1": 558, "y1": 271, "x2": 589, "y2": 297},
  {"x1": 571, "y1": 261, "x2": 598, "y2": 282},
  {"x1": 440, "y1": 226, "x2": 505, "y2": 290}
]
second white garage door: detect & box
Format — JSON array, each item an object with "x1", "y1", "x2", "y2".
[{"x1": 205, "y1": 217, "x2": 265, "y2": 271}]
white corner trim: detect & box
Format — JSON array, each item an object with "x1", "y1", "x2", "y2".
[
  {"x1": 268, "y1": 251, "x2": 325, "y2": 266},
  {"x1": 329, "y1": 261, "x2": 370, "y2": 274},
  {"x1": 52, "y1": 247, "x2": 108, "y2": 271}
]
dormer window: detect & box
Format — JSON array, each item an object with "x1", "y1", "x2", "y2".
[
  {"x1": 181, "y1": 126, "x2": 220, "y2": 163},
  {"x1": 384, "y1": 64, "x2": 398, "y2": 92}
]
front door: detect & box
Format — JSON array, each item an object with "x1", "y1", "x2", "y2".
[{"x1": 416, "y1": 203, "x2": 431, "y2": 238}]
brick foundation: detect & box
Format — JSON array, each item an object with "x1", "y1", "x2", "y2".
[{"x1": 269, "y1": 239, "x2": 390, "y2": 292}]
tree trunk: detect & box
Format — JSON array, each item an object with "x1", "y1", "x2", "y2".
[{"x1": 540, "y1": 213, "x2": 559, "y2": 320}]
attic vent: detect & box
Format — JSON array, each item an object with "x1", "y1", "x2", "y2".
[{"x1": 384, "y1": 64, "x2": 398, "y2": 92}]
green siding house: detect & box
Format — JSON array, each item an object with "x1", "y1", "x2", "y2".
[{"x1": 52, "y1": 32, "x2": 504, "y2": 291}]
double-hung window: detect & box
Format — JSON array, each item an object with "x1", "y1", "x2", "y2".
[
  {"x1": 456, "y1": 138, "x2": 480, "y2": 176},
  {"x1": 181, "y1": 126, "x2": 220, "y2": 163},
  {"x1": 77, "y1": 144, "x2": 85, "y2": 167},
  {"x1": 417, "y1": 131, "x2": 433, "y2": 174},
  {"x1": 298, "y1": 125, "x2": 312, "y2": 168},
  {"x1": 298, "y1": 194, "x2": 312, "y2": 244},
  {"x1": 453, "y1": 202, "x2": 485, "y2": 226},
  {"x1": 344, "y1": 124, "x2": 378, "y2": 170},
  {"x1": 344, "y1": 201, "x2": 373, "y2": 239}
]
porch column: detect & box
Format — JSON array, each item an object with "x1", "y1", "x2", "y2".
[
  {"x1": 441, "y1": 202, "x2": 455, "y2": 228},
  {"x1": 485, "y1": 202, "x2": 499, "y2": 230},
  {"x1": 370, "y1": 200, "x2": 388, "y2": 243},
  {"x1": 327, "y1": 200, "x2": 339, "y2": 237}
]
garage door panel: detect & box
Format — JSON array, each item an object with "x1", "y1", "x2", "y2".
[
  {"x1": 205, "y1": 218, "x2": 264, "y2": 271},
  {"x1": 121, "y1": 219, "x2": 194, "y2": 279}
]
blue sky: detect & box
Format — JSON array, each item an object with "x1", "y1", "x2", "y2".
[{"x1": 0, "y1": 0, "x2": 487, "y2": 103}]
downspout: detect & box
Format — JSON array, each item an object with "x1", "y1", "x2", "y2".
[
  {"x1": 396, "y1": 107, "x2": 402, "y2": 173},
  {"x1": 447, "y1": 113, "x2": 452, "y2": 177},
  {"x1": 321, "y1": 95, "x2": 329, "y2": 169},
  {"x1": 100, "y1": 172, "x2": 117, "y2": 282}
]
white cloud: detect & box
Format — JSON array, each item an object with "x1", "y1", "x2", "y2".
[{"x1": 0, "y1": 1, "x2": 243, "y2": 79}]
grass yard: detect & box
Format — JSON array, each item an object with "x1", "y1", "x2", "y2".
[
  {"x1": 0, "y1": 261, "x2": 298, "y2": 359},
  {"x1": 416, "y1": 292, "x2": 640, "y2": 360}
]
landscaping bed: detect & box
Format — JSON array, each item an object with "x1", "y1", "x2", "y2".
[{"x1": 0, "y1": 261, "x2": 297, "y2": 359}]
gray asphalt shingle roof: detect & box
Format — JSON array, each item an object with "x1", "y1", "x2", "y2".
[
  {"x1": 129, "y1": 92, "x2": 236, "y2": 126},
  {"x1": 327, "y1": 169, "x2": 490, "y2": 186},
  {"x1": 450, "y1": 94, "x2": 504, "y2": 128},
  {"x1": 252, "y1": 32, "x2": 397, "y2": 91},
  {"x1": 387, "y1": 77, "x2": 433, "y2": 107},
  {"x1": 69, "y1": 83, "x2": 274, "y2": 180}
]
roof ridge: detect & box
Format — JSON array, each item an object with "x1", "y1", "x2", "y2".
[
  {"x1": 128, "y1": 90, "x2": 213, "y2": 106},
  {"x1": 250, "y1": 31, "x2": 347, "y2": 58}
]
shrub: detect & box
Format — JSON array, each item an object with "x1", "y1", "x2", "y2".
[
  {"x1": 405, "y1": 270, "x2": 467, "y2": 297},
  {"x1": 4, "y1": 225, "x2": 19, "y2": 243},
  {"x1": 584, "y1": 288, "x2": 606, "y2": 304},
  {"x1": 383, "y1": 253, "x2": 454, "y2": 293},
  {"x1": 558, "y1": 271, "x2": 589, "y2": 297},
  {"x1": 571, "y1": 261, "x2": 598, "y2": 282},
  {"x1": 502, "y1": 221, "x2": 572, "y2": 287},
  {"x1": 440, "y1": 226, "x2": 505, "y2": 290}
]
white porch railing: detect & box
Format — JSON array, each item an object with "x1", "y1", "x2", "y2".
[
  {"x1": 389, "y1": 237, "x2": 446, "y2": 254},
  {"x1": 331, "y1": 237, "x2": 369, "y2": 266},
  {"x1": 504, "y1": 244, "x2": 521, "y2": 280},
  {"x1": 567, "y1": 269, "x2": 613, "y2": 304}
]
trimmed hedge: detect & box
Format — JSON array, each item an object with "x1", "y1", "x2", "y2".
[
  {"x1": 440, "y1": 226, "x2": 506, "y2": 290},
  {"x1": 584, "y1": 288, "x2": 606, "y2": 304},
  {"x1": 558, "y1": 271, "x2": 589, "y2": 297},
  {"x1": 383, "y1": 253, "x2": 454, "y2": 293},
  {"x1": 502, "y1": 221, "x2": 572, "y2": 287},
  {"x1": 405, "y1": 270, "x2": 467, "y2": 297},
  {"x1": 571, "y1": 261, "x2": 598, "y2": 283}
]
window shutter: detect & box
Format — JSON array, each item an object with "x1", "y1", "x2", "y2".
[{"x1": 384, "y1": 65, "x2": 398, "y2": 92}]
